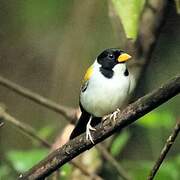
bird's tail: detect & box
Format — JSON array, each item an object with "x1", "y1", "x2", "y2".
[{"x1": 69, "y1": 111, "x2": 90, "y2": 140}]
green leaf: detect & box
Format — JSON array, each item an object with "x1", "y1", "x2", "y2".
[
  {"x1": 111, "y1": 0, "x2": 145, "y2": 39},
  {"x1": 138, "y1": 111, "x2": 174, "y2": 128},
  {"x1": 6, "y1": 149, "x2": 48, "y2": 172},
  {"x1": 110, "y1": 131, "x2": 130, "y2": 156}
]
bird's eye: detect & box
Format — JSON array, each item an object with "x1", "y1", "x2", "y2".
[{"x1": 108, "y1": 54, "x2": 114, "y2": 59}]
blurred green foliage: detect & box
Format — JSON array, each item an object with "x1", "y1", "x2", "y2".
[
  {"x1": 21, "y1": 0, "x2": 72, "y2": 30},
  {"x1": 110, "y1": 131, "x2": 130, "y2": 156},
  {"x1": 138, "y1": 110, "x2": 175, "y2": 129},
  {"x1": 126, "y1": 155, "x2": 180, "y2": 180},
  {"x1": 60, "y1": 164, "x2": 73, "y2": 180},
  {"x1": 112, "y1": 0, "x2": 145, "y2": 39},
  {"x1": 0, "y1": 165, "x2": 12, "y2": 180},
  {"x1": 6, "y1": 149, "x2": 48, "y2": 172},
  {"x1": 0, "y1": 149, "x2": 72, "y2": 180},
  {"x1": 37, "y1": 125, "x2": 55, "y2": 140},
  {"x1": 0, "y1": 121, "x2": 72, "y2": 179}
]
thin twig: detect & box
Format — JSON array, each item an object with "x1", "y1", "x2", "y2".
[
  {"x1": 0, "y1": 107, "x2": 50, "y2": 148},
  {"x1": 147, "y1": 121, "x2": 180, "y2": 180},
  {"x1": 19, "y1": 75, "x2": 180, "y2": 179},
  {"x1": 97, "y1": 144, "x2": 131, "y2": 180},
  {"x1": 71, "y1": 161, "x2": 103, "y2": 180},
  {"x1": 0, "y1": 76, "x2": 78, "y2": 123},
  {"x1": 0, "y1": 106, "x2": 102, "y2": 180}
]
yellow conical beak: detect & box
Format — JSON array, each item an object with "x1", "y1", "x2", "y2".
[{"x1": 117, "y1": 53, "x2": 132, "y2": 63}]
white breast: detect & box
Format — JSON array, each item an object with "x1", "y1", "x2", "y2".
[{"x1": 80, "y1": 60, "x2": 130, "y2": 117}]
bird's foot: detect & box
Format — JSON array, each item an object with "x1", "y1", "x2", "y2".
[
  {"x1": 86, "y1": 117, "x2": 96, "y2": 144},
  {"x1": 110, "y1": 108, "x2": 121, "y2": 121},
  {"x1": 109, "y1": 108, "x2": 121, "y2": 127},
  {"x1": 102, "y1": 114, "x2": 109, "y2": 121},
  {"x1": 102, "y1": 109, "x2": 121, "y2": 128}
]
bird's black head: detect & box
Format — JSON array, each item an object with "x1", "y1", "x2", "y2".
[
  {"x1": 97, "y1": 48, "x2": 131, "y2": 78},
  {"x1": 97, "y1": 48, "x2": 131, "y2": 70}
]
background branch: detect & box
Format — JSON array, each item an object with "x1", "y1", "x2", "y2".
[
  {"x1": 131, "y1": 0, "x2": 169, "y2": 97},
  {"x1": 19, "y1": 75, "x2": 180, "y2": 179},
  {"x1": 0, "y1": 76, "x2": 78, "y2": 123},
  {"x1": 0, "y1": 106, "x2": 102, "y2": 180},
  {"x1": 135, "y1": 0, "x2": 168, "y2": 59},
  {"x1": 0, "y1": 107, "x2": 50, "y2": 148},
  {"x1": 147, "y1": 120, "x2": 180, "y2": 180},
  {"x1": 96, "y1": 145, "x2": 131, "y2": 180}
]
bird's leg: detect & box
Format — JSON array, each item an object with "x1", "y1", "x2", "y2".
[{"x1": 86, "y1": 116, "x2": 96, "y2": 144}]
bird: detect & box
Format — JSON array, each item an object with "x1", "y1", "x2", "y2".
[{"x1": 69, "y1": 48, "x2": 132, "y2": 143}]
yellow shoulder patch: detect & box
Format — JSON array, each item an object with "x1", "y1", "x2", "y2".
[{"x1": 83, "y1": 65, "x2": 93, "y2": 82}]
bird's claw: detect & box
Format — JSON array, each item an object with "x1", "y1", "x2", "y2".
[
  {"x1": 110, "y1": 108, "x2": 121, "y2": 122},
  {"x1": 102, "y1": 109, "x2": 121, "y2": 128},
  {"x1": 86, "y1": 117, "x2": 96, "y2": 144}
]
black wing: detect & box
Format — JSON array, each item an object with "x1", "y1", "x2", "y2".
[{"x1": 69, "y1": 104, "x2": 101, "y2": 140}]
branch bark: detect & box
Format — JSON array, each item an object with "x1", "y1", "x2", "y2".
[
  {"x1": 0, "y1": 106, "x2": 102, "y2": 180},
  {"x1": 19, "y1": 75, "x2": 180, "y2": 180},
  {"x1": 147, "y1": 120, "x2": 180, "y2": 180}
]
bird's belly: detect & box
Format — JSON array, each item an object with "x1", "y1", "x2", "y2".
[{"x1": 80, "y1": 77, "x2": 130, "y2": 117}]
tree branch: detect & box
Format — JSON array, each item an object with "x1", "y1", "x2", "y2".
[
  {"x1": 0, "y1": 76, "x2": 78, "y2": 123},
  {"x1": 0, "y1": 106, "x2": 102, "y2": 180},
  {"x1": 147, "y1": 120, "x2": 180, "y2": 180},
  {"x1": 0, "y1": 75, "x2": 129, "y2": 179},
  {"x1": 135, "y1": 0, "x2": 168, "y2": 59},
  {"x1": 132, "y1": 0, "x2": 169, "y2": 97},
  {"x1": 19, "y1": 75, "x2": 180, "y2": 179}
]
